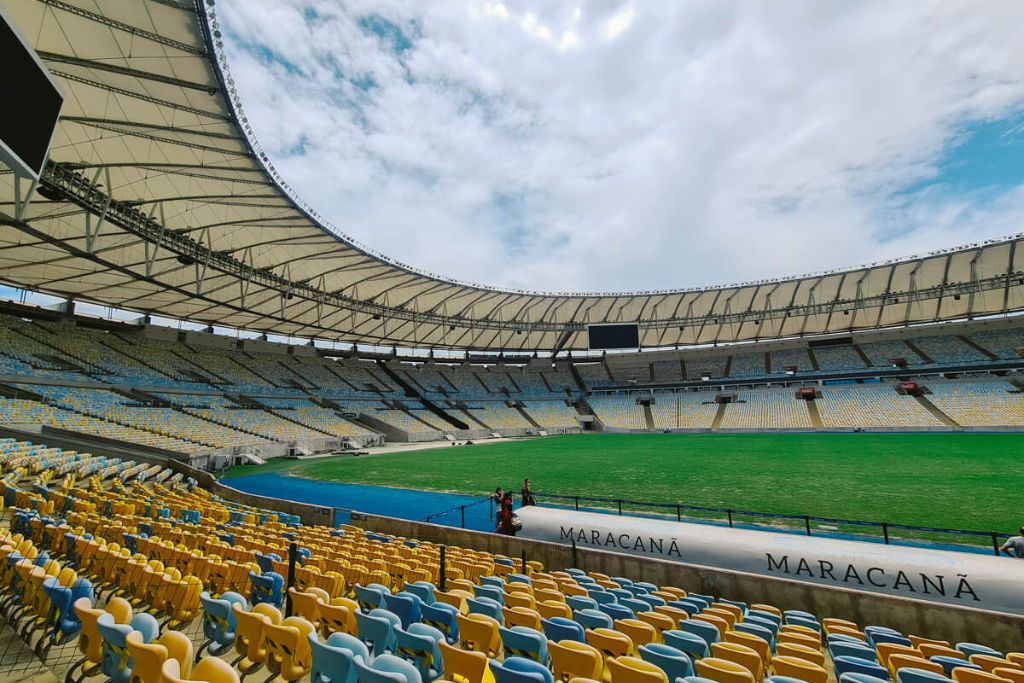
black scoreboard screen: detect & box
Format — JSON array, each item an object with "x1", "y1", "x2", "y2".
[{"x1": 587, "y1": 323, "x2": 640, "y2": 350}]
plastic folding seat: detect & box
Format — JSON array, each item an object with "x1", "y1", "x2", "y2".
[
  {"x1": 834, "y1": 655, "x2": 891, "y2": 680},
  {"x1": 97, "y1": 609, "x2": 160, "y2": 683},
  {"x1": 355, "y1": 584, "x2": 390, "y2": 613},
  {"x1": 421, "y1": 601, "x2": 460, "y2": 644},
  {"x1": 40, "y1": 575, "x2": 92, "y2": 655},
  {"x1": 873, "y1": 632, "x2": 915, "y2": 648},
  {"x1": 607, "y1": 656, "x2": 670, "y2": 683},
  {"x1": 489, "y1": 656, "x2": 554, "y2": 683},
  {"x1": 911, "y1": 636, "x2": 951, "y2": 650},
  {"x1": 663, "y1": 630, "x2": 709, "y2": 661},
  {"x1": 993, "y1": 669, "x2": 1024, "y2": 683},
  {"x1": 878, "y1": 644, "x2": 924, "y2": 669},
  {"x1": 395, "y1": 623, "x2": 445, "y2": 681},
  {"x1": 866, "y1": 628, "x2": 910, "y2": 648},
  {"x1": 838, "y1": 673, "x2": 889, "y2": 683},
  {"x1": 653, "y1": 606, "x2": 689, "y2": 627},
  {"x1": 679, "y1": 619, "x2": 719, "y2": 646},
  {"x1": 476, "y1": 584, "x2": 505, "y2": 605},
  {"x1": 636, "y1": 611, "x2": 675, "y2": 634},
  {"x1": 746, "y1": 611, "x2": 781, "y2": 631},
  {"x1": 897, "y1": 668, "x2": 956, "y2": 683},
  {"x1": 568, "y1": 596, "x2": 599, "y2": 613},
  {"x1": 771, "y1": 640, "x2": 821, "y2": 666},
  {"x1": 829, "y1": 625, "x2": 868, "y2": 642},
  {"x1": 692, "y1": 614, "x2": 728, "y2": 639},
  {"x1": 231, "y1": 602, "x2": 283, "y2": 679},
  {"x1": 711, "y1": 641, "x2": 762, "y2": 680},
  {"x1": 310, "y1": 631, "x2": 369, "y2": 683},
  {"x1": 1008, "y1": 655, "x2": 1024, "y2": 668},
  {"x1": 771, "y1": 655, "x2": 828, "y2": 683},
  {"x1": 668, "y1": 601, "x2": 701, "y2": 617},
  {"x1": 384, "y1": 592, "x2": 423, "y2": 629},
  {"x1": 890, "y1": 655, "x2": 947, "y2": 677},
  {"x1": 723, "y1": 630, "x2": 770, "y2": 666},
  {"x1": 621, "y1": 598, "x2": 652, "y2": 614},
  {"x1": 575, "y1": 608, "x2": 614, "y2": 630},
  {"x1": 503, "y1": 606, "x2": 542, "y2": 630},
  {"x1": 481, "y1": 576, "x2": 506, "y2": 589},
  {"x1": 68, "y1": 596, "x2": 118, "y2": 683},
  {"x1": 542, "y1": 616, "x2": 586, "y2": 644},
  {"x1": 922, "y1": 646, "x2": 966, "y2": 661},
  {"x1": 354, "y1": 653, "x2": 423, "y2": 683},
  {"x1": 601, "y1": 603, "x2": 636, "y2": 622},
  {"x1": 550, "y1": 640, "x2": 605, "y2": 683},
  {"x1": 952, "y1": 670, "x2": 1013, "y2": 683},
  {"x1": 457, "y1": 612, "x2": 502, "y2": 658},
  {"x1": 249, "y1": 571, "x2": 284, "y2": 608},
  {"x1": 638, "y1": 595, "x2": 667, "y2": 610},
  {"x1": 440, "y1": 640, "x2": 490, "y2": 683},
  {"x1": 322, "y1": 598, "x2": 361, "y2": 638},
  {"x1": 587, "y1": 627, "x2": 635, "y2": 660},
  {"x1": 830, "y1": 640, "x2": 877, "y2": 662},
  {"x1": 765, "y1": 677, "x2": 808, "y2": 683},
  {"x1": 125, "y1": 629, "x2": 194, "y2": 683},
  {"x1": 356, "y1": 608, "x2": 400, "y2": 657},
  {"x1": 931, "y1": 657, "x2": 981, "y2": 676},
  {"x1": 500, "y1": 625, "x2": 549, "y2": 664},
  {"x1": 162, "y1": 656, "x2": 240, "y2": 683},
  {"x1": 616, "y1": 618, "x2": 659, "y2": 648},
  {"x1": 402, "y1": 581, "x2": 435, "y2": 606},
  {"x1": 733, "y1": 622, "x2": 774, "y2": 651},
  {"x1": 775, "y1": 631, "x2": 818, "y2": 652},
  {"x1": 468, "y1": 596, "x2": 503, "y2": 622},
  {"x1": 264, "y1": 616, "x2": 316, "y2": 682},
  {"x1": 590, "y1": 590, "x2": 618, "y2": 606},
  {"x1": 954, "y1": 646, "x2": 1003, "y2": 662},
  {"x1": 640, "y1": 642, "x2": 695, "y2": 683},
  {"x1": 693, "y1": 657, "x2": 755, "y2": 683}
]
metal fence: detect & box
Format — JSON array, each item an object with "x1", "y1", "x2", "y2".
[{"x1": 534, "y1": 492, "x2": 1010, "y2": 555}]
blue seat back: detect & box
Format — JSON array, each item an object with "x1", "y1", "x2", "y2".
[
  {"x1": 573, "y1": 608, "x2": 613, "y2": 630},
  {"x1": 489, "y1": 656, "x2": 555, "y2": 683},
  {"x1": 540, "y1": 617, "x2": 584, "y2": 644},
  {"x1": 420, "y1": 602, "x2": 459, "y2": 644},
  {"x1": 620, "y1": 598, "x2": 651, "y2": 614},
  {"x1": 663, "y1": 629, "x2": 709, "y2": 660},
  {"x1": 598, "y1": 603, "x2": 633, "y2": 621},
  {"x1": 499, "y1": 625, "x2": 549, "y2": 664},
  {"x1": 355, "y1": 584, "x2": 387, "y2": 613},
  {"x1": 310, "y1": 631, "x2": 366, "y2": 683},
  {"x1": 354, "y1": 654, "x2": 422, "y2": 683},
  {"x1": 403, "y1": 582, "x2": 435, "y2": 606},
  {"x1": 384, "y1": 593, "x2": 422, "y2": 629},
  {"x1": 355, "y1": 609, "x2": 399, "y2": 657},
  {"x1": 589, "y1": 590, "x2": 617, "y2": 606},
  {"x1": 929, "y1": 657, "x2": 980, "y2": 676},
  {"x1": 467, "y1": 596, "x2": 502, "y2": 621},
  {"x1": 679, "y1": 619, "x2": 719, "y2": 645},
  {"x1": 896, "y1": 668, "x2": 955, "y2": 683},
  {"x1": 833, "y1": 656, "x2": 890, "y2": 680},
  {"x1": 829, "y1": 641, "x2": 877, "y2": 662},
  {"x1": 474, "y1": 585, "x2": 505, "y2": 605},
  {"x1": 566, "y1": 595, "x2": 597, "y2": 612},
  {"x1": 838, "y1": 674, "x2": 890, "y2": 683},
  {"x1": 394, "y1": 623, "x2": 444, "y2": 681},
  {"x1": 640, "y1": 642, "x2": 694, "y2": 682},
  {"x1": 735, "y1": 622, "x2": 774, "y2": 650}
]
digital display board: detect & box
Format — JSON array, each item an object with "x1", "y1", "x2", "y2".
[
  {"x1": 587, "y1": 323, "x2": 640, "y2": 350},
  {"x1": 0, "y1": 7, "x2": 63, "y2": 179}
]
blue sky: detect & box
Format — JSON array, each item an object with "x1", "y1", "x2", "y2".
[{"x1": 216, "y1": 0, "x2": 1024, "y2": 292}]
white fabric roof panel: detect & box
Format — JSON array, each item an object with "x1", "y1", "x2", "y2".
[{"x1": 1, "y1": 0, "x2": 1023, "y2": 351}]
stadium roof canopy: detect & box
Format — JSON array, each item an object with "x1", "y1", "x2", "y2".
[{"x1": 2, "y1": 0, "x2": 1024, "y2": 352}]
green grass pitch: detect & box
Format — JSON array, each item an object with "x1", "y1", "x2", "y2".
[{"x1": 230, "y1": 433, "x2": 1024, "y2": 540}]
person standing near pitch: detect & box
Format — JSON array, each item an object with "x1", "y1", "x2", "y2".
[{"x1": 520, "y1": 478, "x2": 535, "y2": 506}]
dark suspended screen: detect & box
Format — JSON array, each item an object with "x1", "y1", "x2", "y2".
[
  {"x1": 0, "y1": 12, "x2": 63, "y2": 178},
  {"x1": 588, "y1": 323, "x2": 640, "y2": 350}
]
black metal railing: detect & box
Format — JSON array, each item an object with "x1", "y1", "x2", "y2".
[
  {"x1": 422, "y1": 496, "x2": 491, "y2": 529},
  {"x1": 535, "y1": 492, "x2": 1010, "y2": 555}
]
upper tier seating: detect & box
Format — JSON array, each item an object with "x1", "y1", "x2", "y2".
[
  {"x1": 719, "y1": 391, "x2": 812, "y2": 430},
  {"x1": 926, "y1": 379, "x2": 1024, "y2": 427},
  {"x1": 588, "y1": 397, "x2": 646, "y2": 430},
  {"x1": 728, "y1": 353, "x2": 765, "y2": 379},
  {"x1": 816, "y1": 385, "x2": 943, "y2": 428},
  {"x1": 812, "y1": 346, "x2": 867, "y2": 372},
  {"x1": 768, "y1": 349, "x2": 811, "y2": 375},
  {"x1": 909, "y1": 335, "x2": 990, "y2": 365},
  {"x1": 857, "y1": 340, "x2": 924, "y2": 368}
]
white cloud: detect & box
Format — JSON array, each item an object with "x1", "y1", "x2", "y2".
[{"x1": 218, "y1": 0, "x2": 1024, "y2": 293}]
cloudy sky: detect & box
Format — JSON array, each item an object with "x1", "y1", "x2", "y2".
[{"x1": 218, "y1": 0, "x2": 1024, "y2": 293}]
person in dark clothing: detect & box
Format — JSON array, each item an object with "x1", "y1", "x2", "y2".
[
  {"x1": 497, "y1": 492, "x2": 517, "y2": 536},
  {"x1": 493, "y1": 487, "x2": 504, "y2": 531},
  {"x1": 520, "y1": 478, "x2": 535, "y2": 506}
]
